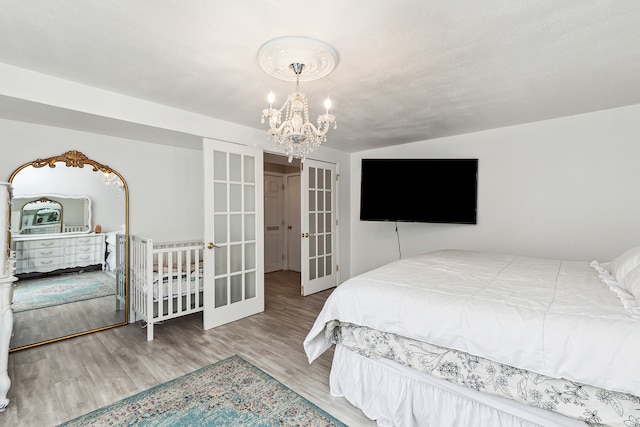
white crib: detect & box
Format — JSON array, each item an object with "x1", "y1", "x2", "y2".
[{"x1": 127, "y1": 235, "x2": 205, "y2": 341}]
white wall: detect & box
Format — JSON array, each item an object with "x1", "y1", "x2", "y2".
[
  {"x1": 5, "y1": 101, "x2": 638, "y2": 286},
  {"x1": 0, "y1": 118, "x2": 203, "y2": 242},
  {"x1": 349, "y1": 104, "x2": 640, "y2": 276}
]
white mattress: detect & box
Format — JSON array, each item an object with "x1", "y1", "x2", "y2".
[{"x1": 304, "y1": 249, "x2": 640, "y2": 396}]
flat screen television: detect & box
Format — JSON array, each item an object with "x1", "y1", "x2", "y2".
[{"x1": 360, "y1": 158, "x2": 478, "y2": 224}]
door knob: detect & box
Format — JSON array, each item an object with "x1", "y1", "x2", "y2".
[{"x1": 207, "y1": 242, "x2": 219, "y2": 249}]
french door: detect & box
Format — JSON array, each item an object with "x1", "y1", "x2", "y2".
[
  {"x1": 203, "y1": 139, "x2": 264, "y2": 329},
  {"x1": 301, "y1": 159, "x2": 338, "y2": 296}
]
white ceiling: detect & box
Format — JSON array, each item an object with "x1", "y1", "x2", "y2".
[{"x1": 1, "y1": 1, "x2": 639, "y2": 153}]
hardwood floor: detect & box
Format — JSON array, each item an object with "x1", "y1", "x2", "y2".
[
  {"x1": 11, "y1": 295, "x2": 123, "y2": 350},
  {"x1": 11, "y1": 271, "x2": 124, "y2": 350},
  {"x1": 4, "y1": 271, "x2": 377, "y2": 426}
]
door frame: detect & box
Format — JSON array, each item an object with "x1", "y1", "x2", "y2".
[
  {"x1": 264, "y1": 172, "x2": 286, "y2": 273},
  {"x1": 284, "y1": 173, "x2": 301, "y2": 272}
]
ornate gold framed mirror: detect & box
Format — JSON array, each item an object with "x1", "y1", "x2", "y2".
[{"x1": 8, "y1": 150, "x2": 129, "y2": 351}]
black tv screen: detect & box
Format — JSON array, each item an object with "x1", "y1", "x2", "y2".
[{"x1": 360, "y1": 158, "x2": 478, "y2": 224}]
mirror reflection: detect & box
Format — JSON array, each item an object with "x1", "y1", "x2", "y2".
[
  {"x1": 9, "y1": 150, "x2": 128, "y2": 351},
  {"x1": 18, "y1": 197, "x2": 64, "y2": 235},
  {"x1": 14, "y1": 195, "x2": 93, "y2": 236}
]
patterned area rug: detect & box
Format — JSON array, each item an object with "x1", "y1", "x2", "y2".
[
  {"x1": 13, "y1": 270, "x2": 115, "y2": 312},
  {"x1": 59, "y1": 355, "x2": 346, "y2": 427}
]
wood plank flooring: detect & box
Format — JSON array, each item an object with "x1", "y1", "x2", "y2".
[
  {"x1": 11, "y1": 271, "x2": 125, "y2": 350},
  {"x1": 11, "y1": 294, "x2": 124, "y2": 350},
  {"x1": 4, "y1": 271, "x2": 377, "y2": 426}
]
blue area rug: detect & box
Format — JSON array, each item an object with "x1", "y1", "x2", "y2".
[
  {"x1": 13, "y1": 271, "x2": 115, "y2": 312},
  {"x1": 59, "y1": 355, "x2": 346, "y2": 427}
]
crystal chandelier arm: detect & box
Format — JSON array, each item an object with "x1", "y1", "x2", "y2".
[
  {"x1": 300, "y1": 121, "x2": 324, "y2": 136},
  {"x1": 300, "y1": 120, "x2": 333, "y2": 139},
  {"x1": 270, "y1": 120, "x2": 295, "y2": 136},
  {"x1": 262, "y1": 96, "x2": 293, "y2": 129},
  {"x1": 317, "y1": 113, "x2": 336, "y2": 131}
]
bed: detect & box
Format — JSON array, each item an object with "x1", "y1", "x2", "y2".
[
  {"x1": 304, "y1": 248, "x2": 640, "y2": 427},
  {"x1": 127, "y1": 235, "x2": 205, "y2": 341}
]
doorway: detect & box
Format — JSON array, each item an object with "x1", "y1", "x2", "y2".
[
  {"x1": 263, "y1": 153, "x2": 339, "y2": 297},
  {"x1": 264, "y1": 153, "x2": 302, "y2": 280}
]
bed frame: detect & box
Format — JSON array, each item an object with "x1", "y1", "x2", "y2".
[
  {"x1": 127, "y1": 235, "x2": 204, "y2": 341},
  {"x1": 331, "y1": 345, "x2": 585, "y2": 427}
]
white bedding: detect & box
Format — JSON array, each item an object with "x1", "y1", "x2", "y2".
[
  {"x1": 330, "y1": 345, "x2": 586, "y2": 427},
  {"x1": 304, "y1": 249, "x2": 640, "y2": 396}
]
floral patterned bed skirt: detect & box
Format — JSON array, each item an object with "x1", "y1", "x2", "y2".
[{"x1": 325, "y1": 321, "x2": 640, "y2": 427}]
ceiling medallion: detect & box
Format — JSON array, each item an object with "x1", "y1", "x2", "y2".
[{"x1": 257, "y1": 36, "x2": 338, "y2": 162}]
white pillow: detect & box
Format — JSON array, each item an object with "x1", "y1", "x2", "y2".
[
  {"x1": 609, "y1": 246, "x2": 640, "y2": 283},
  {"x1": 622, "y1": 264, "x2": 640, "y2": 305}
]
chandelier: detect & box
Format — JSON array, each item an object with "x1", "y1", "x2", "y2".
[
  {"x1": 103, "y1": 172, "x2": 125, "y2": 196},
  {"x1": 257, "y1": 37, "x2": 338, "y2": 162}
]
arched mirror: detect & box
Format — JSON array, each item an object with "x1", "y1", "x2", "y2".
[
  {"x1": 18, "y1": 197, "x2": 64, "y2": 235},
  {"x1": 8, "y1": 150, "x2": 128, "y2": 351}
]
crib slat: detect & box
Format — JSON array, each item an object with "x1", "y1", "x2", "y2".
[
  {"x1": 194, "y1": 247, "x2": 200, "y2": 309},
  {"x1": 145, "y1": 237, "x2": 154, "y2": 341},
  {"x1": 175, "y1": 250, "x2": 182, "y2": 315},
  {"x1": 158, "y1": 251, "x2": 165, "y2": 305},
  {"x1": 184, "y1": 249, "x2": 191, "y2": 311}
]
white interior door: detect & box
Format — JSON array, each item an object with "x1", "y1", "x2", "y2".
[
  {"x1": 286, "y1": 174, "x2": 301, "y2": 272},
  {"x1": 264, "y1": 173, "x2": 284, "y2": 273},
  {"x1": 301, "y1": 160, "x2": 338, "y2": 296},
  {"x1": 203, "y1": 139, "x2": 264, "y2": 330}
]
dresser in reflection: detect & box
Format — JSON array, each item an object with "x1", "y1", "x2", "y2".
[{"x1": 12, "y1": 233, "x2": 106, "y2": 276}]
